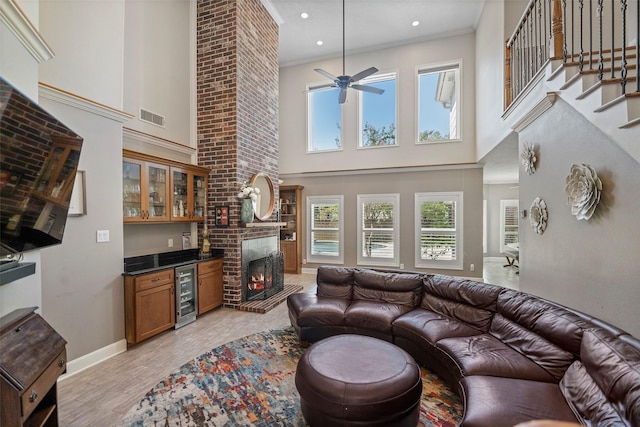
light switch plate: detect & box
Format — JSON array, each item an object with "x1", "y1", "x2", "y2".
[{"x1": 97, "y1": 230, "x2": 110, "y2": 243}]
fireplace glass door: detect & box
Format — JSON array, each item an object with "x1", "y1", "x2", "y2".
[{"x1": 175, "y1": 264, "x2": 197, "y2": 328}]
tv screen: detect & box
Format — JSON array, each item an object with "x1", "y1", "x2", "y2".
[{"x1": 1, "y1": 77, "x2": 84, "y2": 257}]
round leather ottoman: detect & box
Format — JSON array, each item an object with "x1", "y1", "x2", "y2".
[{"x1": 295, "y1": 334, "x2": 422, "y2": 427}]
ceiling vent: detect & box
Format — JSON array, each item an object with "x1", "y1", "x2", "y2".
[{"x1": 139, "y1": 108, "x2": 165, "y2": 128}]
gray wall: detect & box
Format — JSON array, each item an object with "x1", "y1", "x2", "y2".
[
  {"x1": 518, "y1": 98, "x2": 640, "y2": 337},
  {"x1": 281, "y1": 166, "x2": 484, "y2": 277}
]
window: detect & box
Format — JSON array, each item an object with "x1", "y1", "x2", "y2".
[
  {"x1": 358, "y1": 72, "x2": 397, "y2": 148},
  {"x1": 415, "y1": 192, "x2": 463, "y2": 270},
  {"x1": 417, "y1": 63, "x2": 460, "y2": 143},
  {"x1": 307, "y1": 85, "x2": 342, "y2": 152},
  {"x1": 357, "y1": 194, "x2": 399, "y2": 267},
  {"x1": 307, "y1": 196, "x2": 344, "y2": 264},
  {"x1": 500, "y1": 200, "x2": 519, "y2": 253}
]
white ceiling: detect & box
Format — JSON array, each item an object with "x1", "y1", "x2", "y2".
[{"x1": 264, "y1": 0, "x2": 518, "y2": 184}]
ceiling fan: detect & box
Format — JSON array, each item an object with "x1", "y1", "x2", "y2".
[{"x1": 314, "y1": 0, "x2": 385, "y2": 104}]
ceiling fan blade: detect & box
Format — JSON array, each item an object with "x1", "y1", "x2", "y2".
[
  {"x1": 352, "y1": 84, "x2": 385, "y2": 95},
  {"x1": 338, "y1": 89, "x2": 348, "y2": 104},
  {"x1": 314, "y1": 68, "x2": 338, "y2": 82},
  {"x1": 350, "y1": 67, "x2": 379, "y2": 82}
]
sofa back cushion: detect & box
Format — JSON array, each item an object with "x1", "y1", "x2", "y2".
[
  {"x1": 420, "y1": 275, "x2": 502, "y2": 331},
  {"x1": 559, "y1": 328, "x2": 640, "y2": 426},
  {"x1": 497, "y1": 289, "x2": 588, "y2": 356},
  {"x1": 317, "y1": 266, "x2": 356, "y2": 299},
  {"x1": 352, "y1": 269, "x2": 423, "y2": 307}
]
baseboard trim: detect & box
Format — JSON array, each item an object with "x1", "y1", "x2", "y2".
[{"x1": 58, "y1": 339, "x2": 127, "y2": 381}]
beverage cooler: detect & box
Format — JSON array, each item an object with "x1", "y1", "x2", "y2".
[{"x1": 175, "y1": 264, "x2": 198, "y2": 328}]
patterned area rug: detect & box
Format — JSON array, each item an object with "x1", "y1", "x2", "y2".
[{"x1": 119, "y1": 328, "x2": 462, "y2": 426}]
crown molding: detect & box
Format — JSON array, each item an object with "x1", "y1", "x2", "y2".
[
  {"x1": 39, "y1": 82, "x2": 134, "y2": 123},
  {"x1": 0, "y1": 0, "x2": 54, "y2": 63},
  {"x1": 511, "y1": 92, "x2": 558, "y2": 133},
  {"x1": 123, "y1": 127, "x2": 196, "y2": 157}
]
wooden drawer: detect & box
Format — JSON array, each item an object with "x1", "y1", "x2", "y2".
[
  {"x1": 135, "y1": 269, "x2": 174, "y2": 292},
  {"x1": 20, "y1": 349, "x2": 66, "y2": 420},
  {"x1": 198, "y1": 259, "x2": 222, "y2": 275}
]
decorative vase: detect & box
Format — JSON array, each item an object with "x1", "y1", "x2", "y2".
[{"x1": 240, "y1": 198, "x2": 254, "y2": 223}]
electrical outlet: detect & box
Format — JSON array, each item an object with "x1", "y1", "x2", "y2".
[
  {"x1": 96, "y1": 230, "x2": 110, "y2": 243},
  {"x1": 302, "y1": 259, "x2": 307, "y2": 264},
  {"x1": 399, "y1": 263, "x2": 404, "y2": 269},
  {"x1": 168, "y1": 238, "x2": 174, "y2": 247},
  {"x1": 470, "y1": 263, "x2": 475, "y2": 272}
]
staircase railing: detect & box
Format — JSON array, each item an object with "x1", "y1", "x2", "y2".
[{"x1": 505, "y1": 0, "x2": 639, "y2": 108}]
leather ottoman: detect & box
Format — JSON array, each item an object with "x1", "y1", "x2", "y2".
[{"x1": 295, "y1": 334, "x2": 422, "y2": 426}]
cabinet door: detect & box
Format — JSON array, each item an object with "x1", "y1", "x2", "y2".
[
  {"x1": 281, "y1": 240, "x2": 297, "y2": 273},
  {"x1": 191, "y1": 172, "x2": 207, "y2": 221},
  {"x1": 198, "y1": 260, "x2": 223, "y2": 314},
  {"x1": 144, "y1": 162, "x2": 170, "y2": 222},
  {"x1": 123, "y1": 158, "x2": 143, "y2": 222},
  {"x1": 135, "y1": 283, "x2": 175, "y2": 342},
  {"x1": 171, "y1": 167, "x2": 208, "y2": 221}
]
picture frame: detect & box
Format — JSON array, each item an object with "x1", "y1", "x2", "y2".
[
  {"x1": 215, "y1": 205, "x2": 229, "y2": 227},
  {"x1": 68, "y1": 170, "x2": 86, "y2": 216}
]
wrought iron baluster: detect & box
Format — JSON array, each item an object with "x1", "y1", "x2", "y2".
[
  {"x1": 598, "y1": 0, "x2": 604, "y2": 80},
  {"x1": 611, "y1": 0, "x2": 616, "y2": 78},
  {"x1": 563, "y1": 0, "x2": 568, "y2": 61},
  {"x1": 571, "y1": 0, "x2": 576, "y2": 61},
  {"x1": 620, "y1": 0, "x2": 628, "y2": 93},
  {"x1": 590, "y1": 0, "x2": 594, "y2": 69},
  {"x1": 636, "y1": 0, "x2": 639, "y2": 92},
  {"x1": 579, "y1": 0, "x2": 585, "y2": 70},
  {"x1": 538, "y1": 0, "x2": 544, "y2": 69}
]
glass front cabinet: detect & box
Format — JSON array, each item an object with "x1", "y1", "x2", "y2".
[
  {"x1": 123, "y1": 150, "x2": 208, "y2": 224},
  {"x1": 170, "y1": 167, "x2": 207, "y2": 222}
]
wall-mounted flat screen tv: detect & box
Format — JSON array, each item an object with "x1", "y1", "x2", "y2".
[{"x1": 1, "y1": 77, "x2": 84, "y2": 258}]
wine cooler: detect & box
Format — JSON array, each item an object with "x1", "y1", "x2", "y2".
[{"x1": 175, "y1": 264, "x2": 198, "y2": 328}]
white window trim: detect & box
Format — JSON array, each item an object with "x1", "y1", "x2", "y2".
[
  {"x1": 306, "y1": 195, "x2": 344, "y2": 264},
  {"x1": 500, "y1": 199, "x2": 519, "y2": 253},
  {"x1": 414, "y1": 191, "x2": 464, "y2": 270},
  {"x1": 357, "y1": 193, "x2": 400, "y2": 267},
  {"x1": 357, "y1": 71, "x2": 399, "y2": 149},
  {"x1": 415, "y1": 60, "x2": 463, "y2": 145},
  {"x1": 483, "y1": 199, "x2": 487, "y2": 254},
  {"x1": 306, "y1": 83, "x2": 343, "y2": 154}
]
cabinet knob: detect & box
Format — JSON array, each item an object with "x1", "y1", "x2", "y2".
[
  {"x1": 59, "y1": 358, "x2": 66, "y2": 368},
  {"x1": 29, "y1": 390, "x2": 38, "y2": 402}
]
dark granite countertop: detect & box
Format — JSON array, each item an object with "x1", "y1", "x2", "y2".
[{"x1": 123, "y1": 248, "x2": 224, "y2": 276}]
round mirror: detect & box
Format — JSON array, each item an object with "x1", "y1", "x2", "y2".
[{"x1": 249, "y1": 172, "x2": 274, "y2": 221}]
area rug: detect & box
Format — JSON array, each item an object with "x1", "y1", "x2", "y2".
[{"x1": 118, "y1": 327, "x2": 462, "y2": 426}]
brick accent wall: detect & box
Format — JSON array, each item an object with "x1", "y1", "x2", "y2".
[{"x1": 197, "y1": 0, "x2": 279, "y2": 308}]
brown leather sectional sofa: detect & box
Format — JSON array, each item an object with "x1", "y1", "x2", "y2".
[{"x1": 287, "y1": 266, "x2": 640, "y2": 427}]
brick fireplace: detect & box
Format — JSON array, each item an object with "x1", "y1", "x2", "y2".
[{"x1": 196, "y1": 0, "x2": 280, "y2": 309}]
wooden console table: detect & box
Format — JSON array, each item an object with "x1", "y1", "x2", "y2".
[{"x1": 0, "y1": 307, "x2": 67, "y2": 426}]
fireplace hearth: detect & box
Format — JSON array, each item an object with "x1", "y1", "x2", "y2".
[{"x1": 245, "y1": 251, "x2": 284, "y2": 301}]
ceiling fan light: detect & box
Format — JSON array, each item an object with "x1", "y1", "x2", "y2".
[
  {"x1": 316, "y1": 40, "x2": 323, "y2": 46},
  {"x1": 412, "y1": 20, "x2": 420, "y2": 27},
  {"x1": 300, "y1": 12, "x2": 309, "y2": 19}
]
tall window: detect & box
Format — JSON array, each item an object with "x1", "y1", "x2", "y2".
[
  {"x1": 417, "y1": 63, "x2": 460, "y2": 143},
  {"x1": 307, "y1": 85, "x2": 342, "y2": 152},
  {"x1": 357, "y1": 194, "x2": 399, "y2": 267},
  {"x1": 415, "y1": 192, "x2": 463, "y2": 270},
  {"x1": 307, "y1": 196, "x2": 344, "y2": 264},
  {"x1": 359, "y1": 72, "x2": 397, "y2": 148},
  {"x1": 500, "y1": 200, "x2": 519, "y2": 253}
]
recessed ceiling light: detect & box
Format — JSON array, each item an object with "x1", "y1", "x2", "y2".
[
  {"x1": 300, "y1": 12, "x2": 309, "y2": 19},
  {"x1": 412, "y1": 20, "x2": 420, "y2": 27},
  {"x1": 316, "y1": 40, "x2": 324, "y2": 46}
]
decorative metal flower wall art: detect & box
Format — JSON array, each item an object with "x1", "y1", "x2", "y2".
[
  {"x1": 529, "y1": 197, "x2": 548, "y2": 234},
  {"x1": 520, "y1": 141, "x2": 537, "y2": 175},
  {"x1": 564, "y1": 163, "x2": 602, "y2": 221}
]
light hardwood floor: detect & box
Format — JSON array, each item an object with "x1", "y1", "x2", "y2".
[{"x1": 57, "y1": 266, "x2": 517, "y2": 426}]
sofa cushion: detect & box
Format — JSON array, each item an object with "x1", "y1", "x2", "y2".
[
  {"x1": 497, "y1": 290, "x2": 588, "y2": 356},
  {"x1": 436, "y1": 334, "x2": 557, "y2": 383},
  {"x1": 559, "y1": 328, "x2": 640, "y2": 426},
  {"x1": 421, "y1": 275, "x2": 502, "y2": 331},
  {"x1": 317, "y1": 266, "x2": 356, "y2": 299},
  {"x1": 460, "y1": 376, "x2": 579, "y2": 427},
  {"x1": 287, "y1": 293, "x2": 350, "y2": 328},
  {"x1": 345, "y1": 300, "x2": 414, "y2": 334},
  {"x1": 392, "y1": 308, "x2": 483, "y2": 343},
  {"x1": 352, "y1": 269, "x2": 423, "y2": 307},
  {"x1": 490, "y1": 313, "x2": 575, "y2": 381}
]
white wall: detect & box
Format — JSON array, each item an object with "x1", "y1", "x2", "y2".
[
  {"x1": 279, "y1": 33, "x2": 477, "y2": 174},
  {"x1": 518, "y1": 98, "x2": 640, "y2": 337}
]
